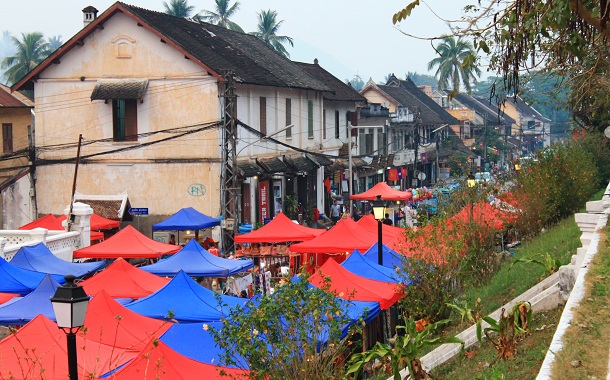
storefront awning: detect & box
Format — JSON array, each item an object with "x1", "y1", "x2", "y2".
[
  {"x1": 237, "y1": 159, "x2": 263, "y2": 178},
  {"x1": 256, "y1": 157, "x2": 287, "y2": 173},
  {"x1": 283, "y1": 153, "x2": 319, "y2": 173},
  {"x1": 91, "y1": 79, "x2": 149, "y2": 101}
]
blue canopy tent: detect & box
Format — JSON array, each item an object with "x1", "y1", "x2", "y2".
[
  {"x1": 152, "y1": 207, "x2": 221, "y2": 242},
  {"x1": 0, "y1": 257, "x2": 65, "y2": 294},
  {"x1": 0, "y1": 274, "x2": 60, "y2": 325},
  {"x1": 290, "y1": 275, "x2": 382, "y2": 338},
  {"x1": 160, "y1": 322, "x2": 248, "y2": 369},
  {"x1": 126, "y1": 270, "x2": 250, "y2": 323},
  {"x1": 140, "y1": 239, "x2": 253, "y2": 277},
  {"x1": 11, "y1": 243, "x2": 107, "y2": 278},
  {"x1": 342, "y1": 250, "x2": 403, "y2": 284},
  {"x1": 363, "y1": 243, "x2": 405, "y2": 270}
]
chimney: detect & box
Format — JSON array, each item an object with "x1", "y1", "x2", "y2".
[{"x1": 82, "y1": 6, "x2": 98, "y2": 27}]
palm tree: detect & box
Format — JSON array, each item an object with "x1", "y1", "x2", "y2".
[
  {"x1": 47, "y1": 36, "x2": 63, "y2": 52},
  {"x1": 250, "y1": 10, "x2": 294, "y2": 58},
  {"x1": 427, "y1": 36, "x2": 481, "y2": 94},
  {"x1": 1, "y1": 32, "x2": 50, "y2": 86},
  {"x1": 163, "y1": 0, "x2": 196, "y2": 18},
  {"x1": 200, "y1": 0, "x2": 244, "y2": 32}
]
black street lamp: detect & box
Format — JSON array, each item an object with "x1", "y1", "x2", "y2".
[
  {"x1": 51, "y1": 275, "x2": 89, "y2": 380},
  {"x1": 371, "y1": 194, "x2": 386, "y2": 266}
]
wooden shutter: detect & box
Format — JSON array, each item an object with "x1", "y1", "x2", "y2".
[
  {"x1": 260, "y1": 97, "x2": 267, "y2": 135},
  {"x1": 125, "y1": 99, "x2": 138, "y2": 141},
  {"x1": 285, "y1": 98, "x2": 291, "y2": 138},
  {"x1": 2, "y1": 124, "x2": 12, "y2": 153}
]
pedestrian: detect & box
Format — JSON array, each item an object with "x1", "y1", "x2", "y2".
[
  {"x1": 330, "y1": 200, "x2": 341, "y2": 224},
  {"x1": 383, "y1": 213, "x2": 393, "y2": 226},
  {"x1": 168, "y1": 234, "x2": 176, "y2": 245},
  {"x1": 352, "y1": 205, "x2": 361, "y2": 222}
]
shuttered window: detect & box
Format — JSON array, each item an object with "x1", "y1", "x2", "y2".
[
  {"x1": 260, "y1": 97, "x2": 267, "y2": 135},
  {"x1": 285, "y1": 98, "x2": 292, "y2": 138},
  {"x1": 112, "y1": 99, "x2": 138, "y2": 141},
  {"x1": 2, "y1": 124, "x2": 13, "y2": 153},
  {"x1": 307, "y1": 100, "x2": 314, "y2": 138}
]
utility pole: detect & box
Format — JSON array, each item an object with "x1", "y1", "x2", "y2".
[
  {"x1": 412, "y1": 107, "x2": 421, "y2": 188},
  {"x1": 27, "y1": 120, "x2": 37, "y2": 221},
  {"x1": 67, "y1": 134, "x2": 83, "y2": 232},
  {"x1": 348, "y1": 121, "x2": 353, "y2": 213},
  {"x1": 220, "y1": 70, "x2": 238, "y2": 255}
]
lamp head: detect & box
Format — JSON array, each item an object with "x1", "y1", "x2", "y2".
[
  {"x1": 51, "y1": 275, "x2": 89, "y2": 330},
  {"x1": 371, "y1": 195, "x2": 386, "y2": 221}
]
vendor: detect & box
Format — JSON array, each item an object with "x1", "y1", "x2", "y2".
[{"x1": 203, "y1": 237, "x2": 216, "y2": 250}]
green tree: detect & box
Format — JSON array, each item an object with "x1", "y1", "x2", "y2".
[
  {"x1": 200, "y1": 0, "x2": 244, "y2": 32},
  {"x1": 210, "y1": 271, "x2": 360, "y2": 379},
  {"x1": 345, "y1": 75, "x2": 364, "y2": 91},
  {"x1": 427, "y1": 36, "x2": 481, "y2": 95},
  {"x1": 250, "y1": 10, "x2": 294, "y2": 58},
  {"x1": 1, "y1": 32, "x2": 50, "y2": 86},
  {"x1": 162, "y1": 0, "x2": 196, "y2": 18},
  {"x1": 406, "y1": 71, "x2": 438, "y2": 89},
  {"x1": 394, "y1": 0, "x2": 610, "y2": 133}
]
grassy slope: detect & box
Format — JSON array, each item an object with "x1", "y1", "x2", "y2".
[
  {"x1": 431, "y1": 308, "x2": 562, "y2": 379},
  {"x1": 428, "y1": 189, "x2": 607, "y2": 379}
]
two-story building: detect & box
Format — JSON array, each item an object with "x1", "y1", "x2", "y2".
[
  {"x1": 0, "y1": 84, "x2": 34, "y2": 228},
  {"x1": 501, "y1": 96, "x2": 551, "y2": 154},
  {"x1": 11, "y1": 2, "x2": 341, "y2": 241},
  {"x1": 359, "y1": 75, "x2": 464, "y2": 187}
]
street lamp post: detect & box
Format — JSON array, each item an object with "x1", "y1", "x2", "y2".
[
  {"x1": 372, "y1": 195, "x2": 386, "y2": 266},
  {"x1": 51, "y1": 275, "x2": 90, "y2": 380}
]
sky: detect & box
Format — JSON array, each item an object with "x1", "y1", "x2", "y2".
[{"x1": 0, "y1": 0, "x2": 484, "y2": 84}]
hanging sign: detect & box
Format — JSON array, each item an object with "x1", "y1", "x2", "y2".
[{"x1": 259, "y1": 181, "x2": 270, "y2": 223}]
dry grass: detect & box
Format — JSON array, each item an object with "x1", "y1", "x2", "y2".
[{"x1": 550, "y1": 230, "x2": 610, "y2": 379}]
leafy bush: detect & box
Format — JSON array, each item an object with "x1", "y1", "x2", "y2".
[
  {"x1": 210, "y1": 270, "x2": 361, "y2": 380},
  {"x1": 513, "y1": 138, "x2": 599, "y2": 232}
]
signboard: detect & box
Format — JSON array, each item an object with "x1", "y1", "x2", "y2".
[
  {"x1": 393, "y1": 150, "x2": 415, "y2": 166},
  {"x1": 129, "y1": 207, "x2": 149, "y2": 215},
  {"x1": 259, "y1": 181, "x2": 270, "y2": 223}
]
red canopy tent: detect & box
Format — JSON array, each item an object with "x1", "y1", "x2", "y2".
[
  {"x1": 0, "y1": 314, "x2": 138, "y2": 379},
  {"x1": 19, "y1": 214, "x2": 105, "y2": 241},
  {"x1": 58, "y1": 213, "x2": 120, "y2": 230},
  {"x1": 107, "y1": 339, "x2": 248, "y2": 380},
  {"x1": 235, "y1": 212, "x2": 324, "y2": 243},
  {"x1": 350, "y1": 182, "x2": 412, "y2": 201},
  {"x1": 290, "y1": 218, "x2": 399, "y2": 254},
  {"x1": 73, "y1": 225, "x2": 180, "y2": 259},
  {"x1": 357, "y1": 214, "x2": 405, "y2": 237},
  {"x1": 18, "y1": 214, "x2": 64, "y2": 230},
  {"x1": 451, "y1": 201, "x2": 517, "y2": 231},
  {"x1": 85, "y1": 290, "x2": 171, "y2": 351},
  {"x1": 80, "y1": 258, "x2": 170, "y2": 299},
  {"x1": 309, "y1": 258, "x2": 403, "y2": 310}
]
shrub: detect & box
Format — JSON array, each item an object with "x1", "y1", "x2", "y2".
[{"x1": 210, "y1": 270, "x2": 361, "y2": 380}]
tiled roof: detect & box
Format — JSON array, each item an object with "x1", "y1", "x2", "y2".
[
  {"x1": 14, "y1": 2, "x2": 330, "y2": 93},
  {"x1": 377, "y1": 85, "x2": 447, "y2": 125},
  {"x1": 91, "y1": 79, "x2": 149, "y2": 100},
  {"x1": 120, "y1": 3, "x2": 330, "y2": 91},
  {"x1": 293, "y1": 61, "x2": 367, "y2": 102},
  {"x1": 74, "y1": 193, "x2": 132, "y2": 221},
  {"x1": 394, "y1": 77, "x2": 459, "y2": 125},
  {"x1": 504, "y1": 96, "x2": 551, "y2": 122},
  {"x1": 0, "y1": 84, "x2": 33, "y2": 107},
  {"x1": 454, "y1": 93, "x2": 516, "y2": 126}
]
